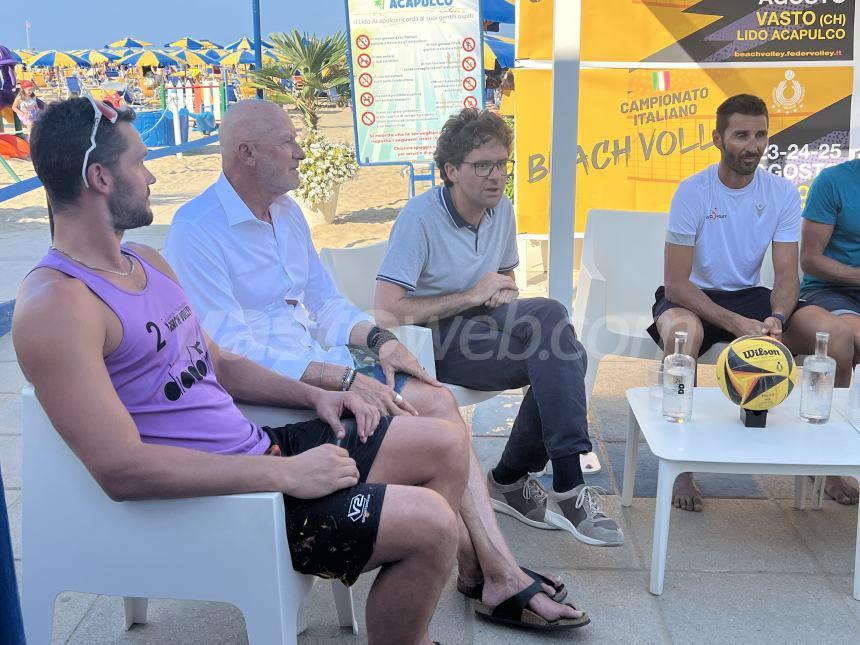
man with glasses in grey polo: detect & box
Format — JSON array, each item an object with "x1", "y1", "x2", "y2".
[{"x1": 375, "y1": 108, "x2": 622, "y2": 548}]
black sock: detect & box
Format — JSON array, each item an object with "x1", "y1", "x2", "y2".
[
  {"x1": 552, "y1": 454, "x2": 585, "y2": 493},
  {"x1": 492, "y1": 462, "x2": 527, "y2": 486}
]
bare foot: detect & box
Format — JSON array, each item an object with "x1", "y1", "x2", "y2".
[
  {"x1": 481, "y1": 569, "x2": 582, "y2": 622},
  {"x1": 672, "y1": 472, "x2": 703, "y2": 512},
  {"x1": 824, "y1": 476, "x2": 860, "y2": 505}
]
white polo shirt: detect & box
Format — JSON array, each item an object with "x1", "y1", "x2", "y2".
[
  {"x1": 164, "y1": 173, "x2": 371, "y2": 380},
  {"x1": 667, "y1": 164, "x2": 800, "y2": 291}
]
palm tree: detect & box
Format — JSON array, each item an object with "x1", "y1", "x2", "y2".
[{"x1": 249, "y1": 30, "x2": 350, "y2": 131}]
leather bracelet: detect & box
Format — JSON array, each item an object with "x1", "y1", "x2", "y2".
[
  {"x1": 346, "y1": 368, "x2": 357, "y2": 391},
  {"x1": 770, "y1": 312, "x2": 786, "y2": 326},
  {"x1": 367, "y1": 326, "x2": 397, "y2": 355}
]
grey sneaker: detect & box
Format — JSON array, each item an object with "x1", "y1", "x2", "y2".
[
  {"x1": 545, "y1": 484, "x2": 624, "y2": 546},
  {"x1": 486, "y1": 471, "x2": 559, "y2": 530}
]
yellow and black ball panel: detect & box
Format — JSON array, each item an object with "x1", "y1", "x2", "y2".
[{"x1": 716, "y1": 336, "x2": 796, "y2": 411}]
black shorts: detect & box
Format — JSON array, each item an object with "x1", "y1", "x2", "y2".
[
  {"x1": 262, "y1": 416, "x2": 392, "y2": 586},
  {"x1": 802, "y1": 287, "x2": 860, "y2": 317},
  {"x1": 646, "y1": 285, "x2": 808, "y2": 356}
]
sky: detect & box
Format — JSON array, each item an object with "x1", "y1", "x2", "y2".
[{"x1": 1, "y1": 1, "x2": 349, "y2": 51}]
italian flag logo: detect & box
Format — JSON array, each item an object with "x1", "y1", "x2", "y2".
[{"x1": 652, "y1": 71, "x2": 670, "y2": 91}]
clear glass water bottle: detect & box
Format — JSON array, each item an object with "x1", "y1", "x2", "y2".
[
  {"x1": 662, "y1": 331, "x2": 695, "y2": 422},
  {"x1": 799, "y1": 331, "x2": 836, "y2": 423}
]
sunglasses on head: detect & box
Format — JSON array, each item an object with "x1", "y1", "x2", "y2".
[{"x1": 81, "y1": 93, "x2": 118, "y2": 189}]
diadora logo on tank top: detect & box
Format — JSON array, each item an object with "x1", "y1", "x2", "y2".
[{"x1": 706, "y1": 208, "x2": 727, "y2": 220}]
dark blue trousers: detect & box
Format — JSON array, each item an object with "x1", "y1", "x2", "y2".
[{"x1": 429, "y1": 297, "x2": 592, "y2": 473}]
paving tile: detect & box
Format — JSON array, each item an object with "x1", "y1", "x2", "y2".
[
  {"x1": 0, "y1": 433, "x2": 22, "y2": 488},
  {"x1": 0, "y1": 360, "x2": 26, "y2": 395},
  {"x1": 756, "y1": 474, "x2": 803, "y2": 500},
  {"x1": 605, "y1": 441, "x2": 764, "y2": 500},
  {"x1": 470, "y1": 394, "x2": 520, "y2": 437},
  {"x1": 67, "y1": 595, "x2": 248, "y2": 644},
  {"x1": 0, "y1": 392, "x2": 21, "y2": 435},
  {"x1": 626, "y1": 498, "x2": 820, "y2": 574},
  {"x1": 779, "y1": 499, "x2": 858, "y2": 576},
  {"x1": 50, "y1": 592, "x2": 100, "y2": 645},
  {"x1": 659, "y1": 572, "x2": 860, "y2": 644},
  {"x1": 828, "y1": 576, "x2": 860, "y2": 622},
  {"x1": 474, "y1": 569, "x2": 669, "y2": 644}
]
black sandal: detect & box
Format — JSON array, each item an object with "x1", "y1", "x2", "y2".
[
  {"x1": 473, "y1": 579, "x2": 590, "y2": 631},
  {"x1": 456, "y1": 567, "x2": 567, "y2": 602}
]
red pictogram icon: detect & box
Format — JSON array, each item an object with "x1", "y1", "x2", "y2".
[
  {"x1": 360, "y1": 92, "x2": 374, "y2": 107},
  {"x1": 358, "y1": 73, "x2": 373, "y2": 88},
  {"x1": 361, "y1": 111, "x2": 376, "y2": 126},
  {"x1": 463, "y1": 96, "x2": 478, "y2": 109},
  {"x1": 462, "y1": 76, "x2": 477, "y2": 91},
  {"x1": 357, "y1": 53, "x2": 372, "y2": 68},
  {"x1": 356, "y1": 34, "x2": 371, "y2": 50},
  {"x1": 462, "y1": 37, "x2": 476, "y2": 52},
  {"x1": 461, "y1": 56, "x2": 476, "y2": 72}
]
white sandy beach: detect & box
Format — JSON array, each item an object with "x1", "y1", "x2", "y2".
[{"x1": 0, "y1": 105, "x2": 418, "y2": 250}]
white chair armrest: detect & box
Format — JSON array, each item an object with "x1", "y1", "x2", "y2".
[{"x1": 392, "y1": 325, "x2": 436, "y2": 379}]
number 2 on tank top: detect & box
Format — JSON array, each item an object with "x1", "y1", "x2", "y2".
[{"x1": 145, "y1": 321, "x2": 166, "y2": 352}]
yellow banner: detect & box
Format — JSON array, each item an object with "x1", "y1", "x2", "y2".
[
  {"x1": 515, "y1": 66, "x2": 853, "y2": 234},
  {"x1": 518, "y1": 1, "x2": 854, "y2": 63}
]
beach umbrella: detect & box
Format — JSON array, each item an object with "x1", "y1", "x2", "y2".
[
  {"x1": 173, "y1": 50, "x2": 219, "y2": 67},
  {"x1": 75, "y1": 49, "x2": 121, "y2": 64},
  {"x1": 484, "y1": 33, "x2": 514, "y2": 70},
  {"x1": 28, "y1": 50, "x2": 91, "y2": 68},
  {"x1": 220, "y1": 49, "x2": 275, "y2": 66},
  {"x1": 120, "y1": 49, "x2": 183, "y2": 68},
  {"x1": 199, "y1": 39, "x2": 223, "y2": 49},
  {"x1": 482, "y1": 0, "x2": 515, "y2": 24},
  {"x1": 2, "y1": 50, "x2": 23, "y2": 65},
  {"x1": 198, "y1": 48, "x2": 226, "y2": 60},
  {"x1": 165, "y1": 37, "x2": 206, "y2": 50},
  {"x1": 224, "y1": 37, "x2": 273, "y2": 51},
  {"x1": 111, "y1": 48, "x2": 139, "y2": 58},
  {"x1": 107, "y1": 36, "x2": 151, "y2": 48}
]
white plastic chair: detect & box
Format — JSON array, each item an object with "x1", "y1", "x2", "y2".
[
  {"x1": 319, "y1": 241, "x2": 602, "y2": 473},
  {"x1": 573, "y1": 209, "x2": 776, "y2": 404},
  {"x1": 319, "y1": 241, "x2": 500, "y2": 407},
  {"x1": 21, "y1": 387, "x2": 357, "y2": 645}
]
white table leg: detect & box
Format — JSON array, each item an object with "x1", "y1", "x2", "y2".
[
  {"x1": 650, "y1": 459, "x2": 679, "y2": 596},
  {"x1": 621, "y1": 404, "x2": 641, "y2": 507},
  {"x1": 812, "y1": 476, "x2": 826, "y2": 510},
  {"x1": 793, "y1": 475, "x2": 808, "y2": 510}
]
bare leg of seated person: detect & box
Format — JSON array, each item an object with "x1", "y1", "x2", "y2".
[
  {"x1": 785, "y1": 307, "x2": 858, "y2": 506},
  {"x1": 361, "y1": 416, "x2": 468, "y2": 645},
  {"x1": 656, "y1": 307, "x2": 706, "y2": 513},
  {"x1": 398, "y1": 380, "x2": 578, "y2": 622}
]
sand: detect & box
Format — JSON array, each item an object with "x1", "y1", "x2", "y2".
[{"x1": 0, "y1": 105, "x2": 427, "y2": 250}]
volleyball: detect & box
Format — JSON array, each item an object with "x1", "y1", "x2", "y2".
[{"x1": 716, "y1": 336, "x2": 796, "y2": 410}]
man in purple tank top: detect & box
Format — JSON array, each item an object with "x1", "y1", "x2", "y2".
[{"x1": 12, "y1": 98, "x2": 483, "y2": 644}]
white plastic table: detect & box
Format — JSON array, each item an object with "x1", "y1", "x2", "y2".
[{"x1": 622, "y1": 386, "x2": 860, "y2": 598}]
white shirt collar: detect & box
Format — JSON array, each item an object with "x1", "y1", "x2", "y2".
[{"x1": 214, "y1": 172, "x2": 298, "y2": 227}]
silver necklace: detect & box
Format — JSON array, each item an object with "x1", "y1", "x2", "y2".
[{"x1": 50, "y1": 246, "x2": 135, "y2": 277}]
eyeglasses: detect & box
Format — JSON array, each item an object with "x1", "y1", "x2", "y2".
[
  {"x1": 461, "y1": 159, "x2": 515, "y2": 178},
  {"x1": 81, "y1": 94, "x2": 118, "y2": 188}
]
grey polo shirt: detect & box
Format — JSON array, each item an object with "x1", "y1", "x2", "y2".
[{"x1": 377, "y1": 186, "x2": 519, "y2": 298}]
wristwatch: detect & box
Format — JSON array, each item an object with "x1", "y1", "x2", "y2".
[{"x1": 366, "y1": 325, "x2": 398, "y2": 354}]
